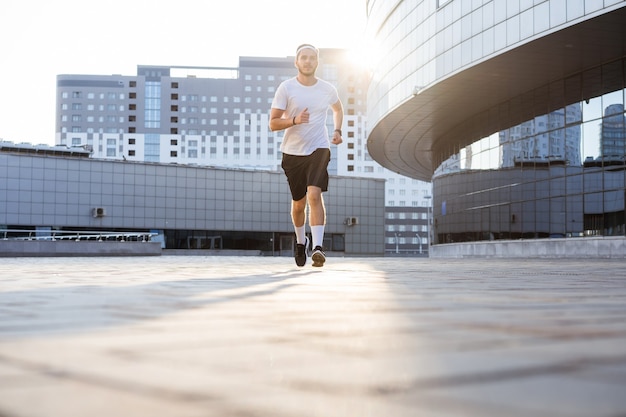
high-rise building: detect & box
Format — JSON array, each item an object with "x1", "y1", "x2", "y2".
[
  {"x1": 56, "y1": 52, "x2": 372, "y2": 174},
  {"x1": 600, "y1": 103, "x2": 626, "y2": 158}
]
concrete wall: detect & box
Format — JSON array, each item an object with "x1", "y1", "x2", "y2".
[
  {"x1": 0, "y1": 241, "x2": 162, "y2": 257},
  {"x1": 431, "y1": 236, "x2": 626, "y2": 258}
]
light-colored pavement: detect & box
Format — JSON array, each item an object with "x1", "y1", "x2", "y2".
[{"x1": 0, "y1": 256, "x2": 625, "y2": 417}]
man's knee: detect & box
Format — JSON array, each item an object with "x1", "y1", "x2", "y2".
[
  {"x1": 292, "y1": 197, "x2": 307, "y2": 211},
  {"x1": 307, "y1": 187, "x2": 323, "y2": 206}
]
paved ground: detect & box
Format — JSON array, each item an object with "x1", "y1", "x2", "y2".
[{"x1": 0, "y1": 255, "x2": 625, "y2": 417}]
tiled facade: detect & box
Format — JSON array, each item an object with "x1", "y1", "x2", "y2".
[{"x1": 0, "y1": 148, "x2": 385, "y2": 255}]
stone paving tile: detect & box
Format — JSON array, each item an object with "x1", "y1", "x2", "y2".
[
  {"x1": 412, "y1": 374, "x2": 626, "y2": 417},
  {"x1": 0, "y1": 256, "x2": 625, "y2": 416}
]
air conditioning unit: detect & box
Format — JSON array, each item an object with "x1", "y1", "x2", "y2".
[
  {"x1": 92, "y1": 207, "x2": 106, "y2": 218},
  {"x1": 345, "y1": 217, "x2": 359, "y2": 226}
]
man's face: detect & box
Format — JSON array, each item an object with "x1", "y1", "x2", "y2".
[{"x1": 295, "y1": 49, "x2": 318, "y2": 76}]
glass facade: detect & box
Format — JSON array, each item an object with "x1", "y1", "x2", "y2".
[
  {"x1": 434, "y1": 77, "x2": 626, "y2": 243},
  {"x1": 366, "y1": 1, "x2": 626, "y2": 249},
  {"x1": 144, "y1": 81, "x2": 161, "y2": 129},
  {"x1": 367, "y1": 0, "x2": 626, "y2": 132}
]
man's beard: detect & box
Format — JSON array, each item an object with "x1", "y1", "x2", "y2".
[{"x1": 298, "y1": 66, "x2": 316, "y2": 76}]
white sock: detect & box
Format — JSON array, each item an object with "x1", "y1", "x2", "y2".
[
  {"x1": 294, "y1": 225, "x2": 306, "y2": 244},
  {"x1": 311, "y1": 225, "x2": 324, "y2": 249}
]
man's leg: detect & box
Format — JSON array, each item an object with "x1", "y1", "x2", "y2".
[
  {"x1": 307, "y1": 185, "x2": 325, "y2": 229},
  {"x1": 307, "y1": 186, "x2": 327, "y2": 267},
  {"x1": 292, "y1": 197, "x2": 308, "y2": 267},
  {"x1": 291, "y1": 196, "x2": 307, "y2": 243}
]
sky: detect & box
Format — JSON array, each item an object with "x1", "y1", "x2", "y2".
[{"x1": 1, "y1": 0, "x2": 368, "y2": 146}]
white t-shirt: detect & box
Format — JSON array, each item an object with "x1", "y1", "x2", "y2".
[{"x1": 271, "y1": 77, "x2": 339, "y2": 156}]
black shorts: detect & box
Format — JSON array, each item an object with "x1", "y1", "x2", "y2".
[{"x1": 281, "y1": 148, "x2": 331, "y2": 201}]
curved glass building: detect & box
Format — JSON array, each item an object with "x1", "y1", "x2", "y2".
[{"x1": 366, "y1": 0, "x2": 626, "y2": 250}]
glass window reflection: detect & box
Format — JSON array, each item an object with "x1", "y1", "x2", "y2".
[{"x1": 434, "y1": 83, "x2": 626, "y2": 243}]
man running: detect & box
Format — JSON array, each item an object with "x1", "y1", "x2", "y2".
[{"x1": 269, "y1": 44, "x2": 344, "y2": 267}]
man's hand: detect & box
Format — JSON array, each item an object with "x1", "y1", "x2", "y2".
[
  {"x1": 331, "y1": 130, "x2": 343, "y2": 145},
  {"x1": 295, "y1": 108, "x2": 309, "y2": 124}
]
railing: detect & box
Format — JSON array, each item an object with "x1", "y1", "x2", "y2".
[{"x1": 0, "y1": 229, "x2": 157, "y2": 242}]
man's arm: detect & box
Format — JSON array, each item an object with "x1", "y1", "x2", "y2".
[
  {"x1": 269, "y1": 108, "x2": 309, "y2": 131},
  {"x1": 331, "y1": 99, "x2": 344, "y2": 145},
  {"x1": 269, "y1": 108, "x2": 290, "y2": 132}
]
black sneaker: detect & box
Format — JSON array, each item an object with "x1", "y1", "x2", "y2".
[
  {"x1": 295, "y1": 237, "x2": 309, "y2": 267},
  {"x1": 311, "y1": 246, "x2": 326, "y2": 267}
]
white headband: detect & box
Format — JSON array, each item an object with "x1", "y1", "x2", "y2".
[{"x1": 296, "y1": 45, "x2": 318, "y2": 57}]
